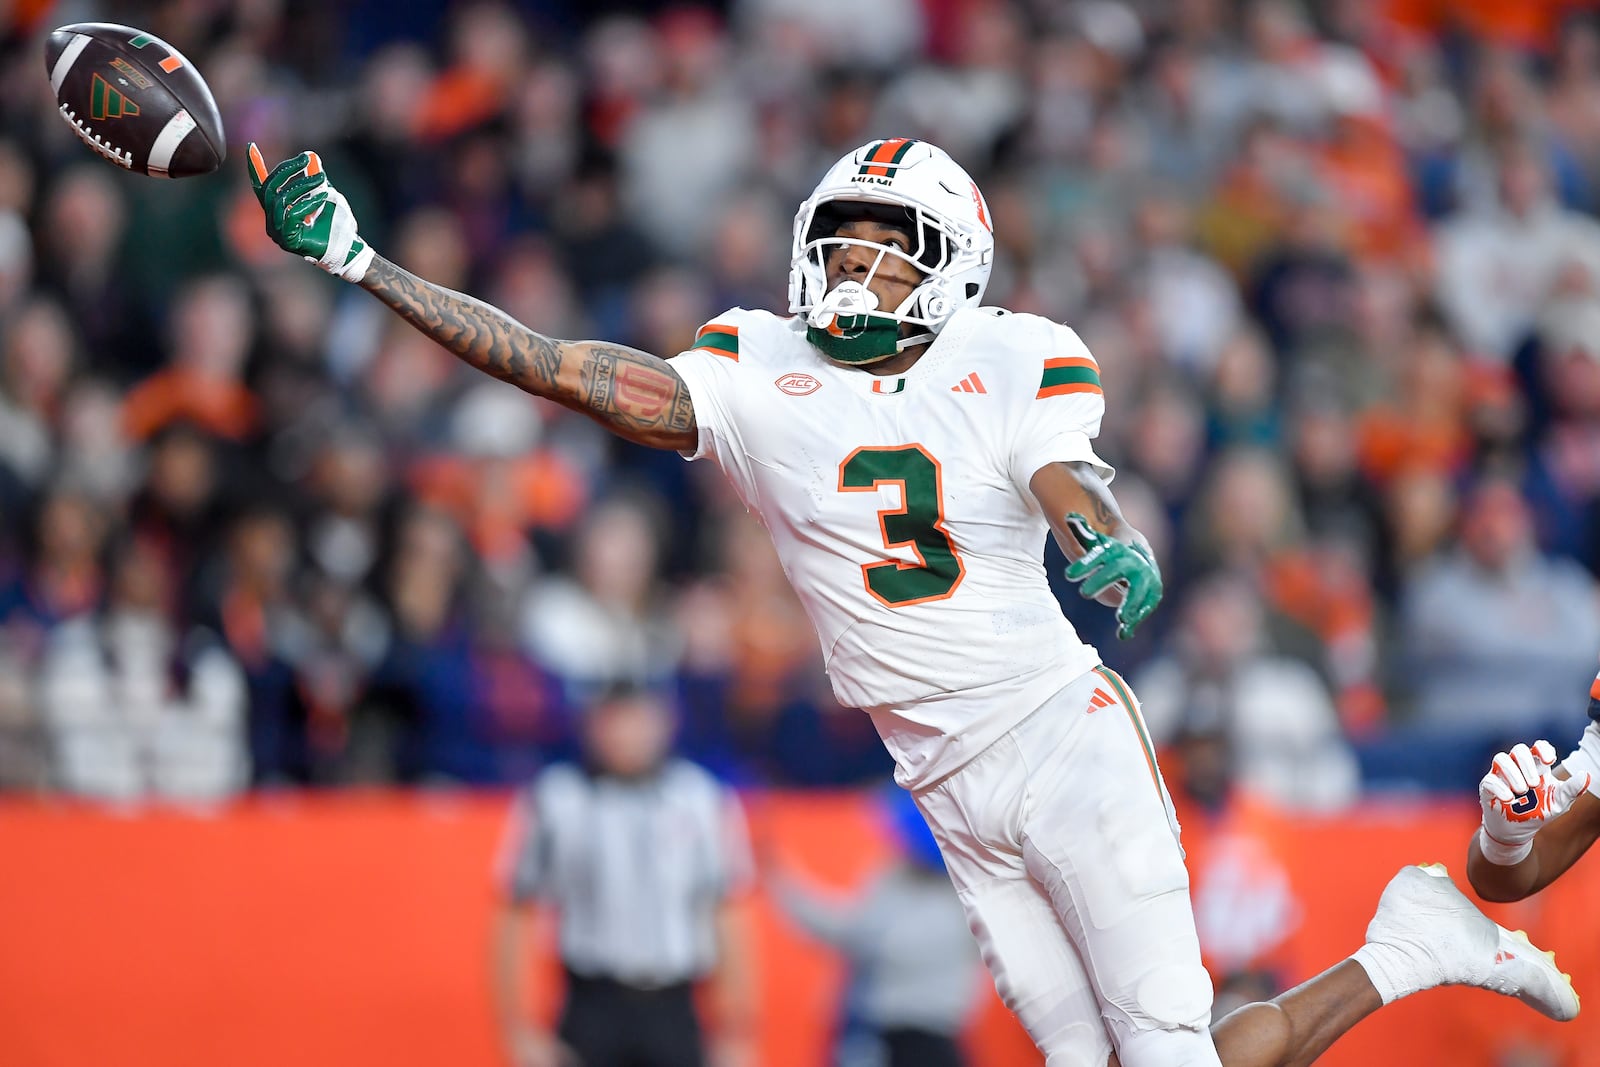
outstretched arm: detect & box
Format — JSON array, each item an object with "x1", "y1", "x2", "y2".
[
  {"x1": 1469, "y1": 791, "x2": 1600, "y2": 902},
  {"x1": 360, "y1": 255, "x2": 697, "y2": 450},
  {"x1": 248, "y1": 145, "x2": 697, "y2": 452},
  {"x1": 1467, "y1": 732, "x2": 1600, "y2": 902}
]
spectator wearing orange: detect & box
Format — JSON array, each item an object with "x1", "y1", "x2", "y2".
[
  {"x1": 121, "y1": 275, "x2": 259, "y2": 444},
  {"x1": 1357, "y1": 316, "x2": 1475, "y2": 485}
]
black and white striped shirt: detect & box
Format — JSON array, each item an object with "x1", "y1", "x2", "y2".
[{"x1": 498, "y1": 759, "x2": 752, "y2": 986}]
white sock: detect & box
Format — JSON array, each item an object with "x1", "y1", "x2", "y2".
[{"x1": 1351, "y1": 942, "x2": 1423, "y2": 1005}]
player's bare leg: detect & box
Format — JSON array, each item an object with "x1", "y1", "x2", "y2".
[
  {"x1": 1194, "y1": 962, "x2": 1379, "y2": 1067},
  {"x1": 1107, "y1": 864, "x2": 1578, "y2": 1067}
]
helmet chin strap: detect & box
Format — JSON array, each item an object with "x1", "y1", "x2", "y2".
[{"x1": 805, "y1": 282, "x2": 932, "y2": 365}]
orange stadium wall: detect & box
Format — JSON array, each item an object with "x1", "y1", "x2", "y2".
[{"x1": 2, "y1": 791, "x2": 1599, "y2": 1067}]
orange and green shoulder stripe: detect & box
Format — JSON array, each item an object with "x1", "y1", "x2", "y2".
[
  {"x1": 1037, "y1": 353, "x2": 1101, "y2": 399},
  {"x1": 692, "y1": 322, "x2": 739, "y2": 361}
]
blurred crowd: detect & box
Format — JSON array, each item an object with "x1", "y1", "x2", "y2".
[{"x1": 1, "y1": 0, "x2": 1599, "y2": 804}]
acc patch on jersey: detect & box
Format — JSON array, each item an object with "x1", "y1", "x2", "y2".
[{"x1": 775, "y1": 372, "x2": 821, "y2": 396}]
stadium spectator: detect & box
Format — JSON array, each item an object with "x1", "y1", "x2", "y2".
[
  {"x1": 128, "y1": 423, "x2": 228, "y2": 621},
  {"x1": 619, "y1": 10, "x2": 756, "y2": 257},
  {"x1": 521, "y1": 494, "x2": 681, "y2": 702},
  {"x1": 1205, "y1": 327, "x2": 1281, "y2": 450},
  {"x1": 1133, "y1": 571, "x2": 1361, "y2": 811},
  {"x1": 1434, "y1": 145, "x2": 1600, "y2": 360},
  {"x1": 364, "y1": 505, "x2": 487, "y2": 782},
  {"x1": 1518, "y1": 280, "x2": 1600, "y2": 573},
  {"x1": 1546, "y1": 18, "x2": 1600, "y2": 192},
  {"x1": 1131, "y1": 185, "x2": 1242, "y2": 376},
  {"x1": 0, "y1": 644, "x2": 42, "y2": 790},
  {"x1": 547, "y1": 151, "x2": 661, "y2": 334},
  {"x1": 2, "y1": 488, "x2": 106, "y2": 631},
  {"x1": 768, "y1": 788, "x2": 984, "y2": 1067},
  {"x1": 0, "y1": 296, "x2": 73, "y2": 504},
  {"x1": 1381, "y1": 466, "x2": 1459, "y2": 592},
  {"x1": 122, "y1": 274, "x2": 259, "y2": 444},
  {"x1": 208, "y1": 505, "x2": 307, "y2": 783},
  {"x1": 1182, "y1": 446, "x2": 1305, "y2": 578},
  {"x1": 39, "y1": 533, "x2": 247, "y2": 800},
  {"x1": 339, "y1": 43, "x2": 435, "y2": 227},
  {"x1": 300, "y1": 424, "x2": 393, "y2": 587},
  {"x1": 33, "y1": 165, "x2": 138, "y2": 372},
  {"x1": 1399, "y1": 472, "x2": 1600, "y2": 730}
]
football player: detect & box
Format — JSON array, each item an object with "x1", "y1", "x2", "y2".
[
  {"x1": 1469, "y1": 666, "x2": 1600, "y2": 903},
  {"x1": 247, "y1": 138, "x2": 1579, "y2": 1067}
]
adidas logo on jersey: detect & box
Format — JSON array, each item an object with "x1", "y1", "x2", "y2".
[{"x1": 951, "y1": 372, "x2": 987, "y2": 394}]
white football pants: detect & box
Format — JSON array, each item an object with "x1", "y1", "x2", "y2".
[{"x1": 913, "y1": 666, "x2": 1222, "y2": 1067}]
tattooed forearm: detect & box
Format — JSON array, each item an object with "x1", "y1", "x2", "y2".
[
  {"x1": 360, "y1": 255, "x2": 697, "y2": 450},
  {"x1": 361, "y1": 255, "x2": 554, "y2": 386},
  {"x1": 1062, "y1": 462, "x2": 1125, "y2": 532},
  {"x1": 1030, "y1": 461, "x2": 1154, "y2": 562}
]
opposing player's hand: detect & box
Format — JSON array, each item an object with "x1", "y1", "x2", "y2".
[
  {"x1": 1062, "y1": 515, "x2": 1163, "y2": 641},
  {"x1": 246, "y1": 143, "x2": 374, "y2": 282},
  {"x1": 1478, "y1": 740, "x2": 1591, "y2": 865}
]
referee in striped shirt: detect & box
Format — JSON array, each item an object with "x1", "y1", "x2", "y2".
[{"x1": 493, "y1": 684, "x2": 757, "y2": 1067}]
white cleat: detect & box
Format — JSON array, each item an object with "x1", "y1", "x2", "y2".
[{"x1": 1365, "y1": 863, "x2": 1579, "y2": 1022}]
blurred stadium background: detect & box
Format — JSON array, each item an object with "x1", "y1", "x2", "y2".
[{"x1": 3, "y1": 0, "x2": 1600, "y2": 1063}]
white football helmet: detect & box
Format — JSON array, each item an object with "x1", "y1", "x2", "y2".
[{"x1": 789, "y1": 138, "x2": 995, "y2": 362}]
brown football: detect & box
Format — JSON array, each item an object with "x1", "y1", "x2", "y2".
[{"x1": 46, "y1": 22, "x2": 225, "y2": 179}]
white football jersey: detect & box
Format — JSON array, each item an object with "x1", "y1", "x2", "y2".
[{"x1": 672, "y1": 307, "x2": 1113, "y2": 788}]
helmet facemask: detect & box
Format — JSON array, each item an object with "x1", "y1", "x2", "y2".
[
  {"x1": 784, "y1": 147, "x2": 992, "y2": 367},
  {"x1": 793, "y1": 199, "x2": 940, "y2": 363}
]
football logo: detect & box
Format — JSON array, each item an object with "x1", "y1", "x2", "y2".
[
  {"x1": 89, "y1": 72, "x2": 139, "y2": 120},
  {"x1": 775, "y1": 372, "x2": 821, "y2": 396},
  {"x1": 109, "y1": 58, "x2": 152, "y2": 90}
]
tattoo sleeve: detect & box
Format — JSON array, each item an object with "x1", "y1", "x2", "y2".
[{"x1": 359, "y1": 254, "x2": 698, "y2": 451}]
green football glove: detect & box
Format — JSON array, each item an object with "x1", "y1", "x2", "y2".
[
  {"x1": 247, "y1": 143, "x2": 374, "y2": 283},
  {"x1": 1063, "y1": 514, "x2": 1163, "y2": 641}
]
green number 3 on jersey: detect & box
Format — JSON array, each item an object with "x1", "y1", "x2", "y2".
[{"x1": 839, "y1": 445, "x2": 966, "y2": 607}]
